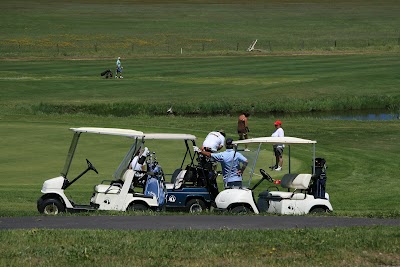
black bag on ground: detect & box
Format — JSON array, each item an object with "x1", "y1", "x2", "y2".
[{"x1": 100, "y1": 69, "x2": 113, "y2": 78}]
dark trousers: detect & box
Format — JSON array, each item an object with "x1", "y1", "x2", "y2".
[{"x1": 225, "y1": 181, "x2": 242, "y2": 188}]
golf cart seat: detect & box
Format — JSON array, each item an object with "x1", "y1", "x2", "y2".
[
  {"x1": 268, "y1": 173, "x2": 312, "y2": 200},
  {"x1": 281, "y1": 173, "x2": 312, "y2": 190},
  {"x1": 165, "y1": 170, "x2": 187, "y2": 190},
  {"x1": 94, "y1": 169, "x2": 135, "y2": 194},
  {"x1": 95, "y1": 184, "x2": 121, "y2": 194}
]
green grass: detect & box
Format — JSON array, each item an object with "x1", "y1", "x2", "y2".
[
  {"x1": 1, "y1": 114, "x2": 399, "y2": 217},
  {"x1": 1, "y1": 0, "x2": 400, "y2": 57},
  {"x1": 2, "y1": 0, "x2": 400, "y2": 116},
  {"x1": 1, "y1": 1, "x2": 400, "y2": 265},
  {"x1": 1, "y1": 54, "x2": 400, "y2": 116},
  {"x1": 1, "y1": 227, "x2": 399, "y2": 266}
]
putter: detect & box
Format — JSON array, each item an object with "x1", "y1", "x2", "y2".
[{"x1": 269, "y1": 156, "x2": 276, "y2": 170}]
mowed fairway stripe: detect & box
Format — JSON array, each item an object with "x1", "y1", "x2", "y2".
[{"x1": 1, "y1": 216, "x2": 400, "y2": 230}]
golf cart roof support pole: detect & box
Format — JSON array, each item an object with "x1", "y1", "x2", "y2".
[
  {"x1": 248, "y1": 143, "x2": 262, "y2": 185},
  {"x1": 114, "y1": 138, "x2": 140, "y2": 180},
  {"x1": 313, "y1": 143, "x2": 316, "y2": 174},
  {"x1": 190, "y1": 140, "x2": 196, "y2": 161},
  {"x1": 288, "y1": 145, "x2": 291, "y2": 173},
  {"x1": 181, "y1": 140, "x2": 190, "y2": 168},
  {"x1": 140, "y1": 136, "x2": 145, "y2": 153},
  {"x1": 188, "y1": 140, "x2": 196, "y2": 166},
  {"x1": 61, "y1": 132, "x2": 81, "y2": 178}
]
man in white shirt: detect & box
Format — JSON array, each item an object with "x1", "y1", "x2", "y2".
[
  {"x1": 201, "y1": 130, "x2": 226, "y2": 152},
  {"x1": 129, "y1": 147, "x2": 149, "y2": 171},
  {"x1": 271, "y1": 120, "x2": 284, "y2": 171},
  {"x1": 128, "y1": 147, "x2": 150, "y2": 190}
]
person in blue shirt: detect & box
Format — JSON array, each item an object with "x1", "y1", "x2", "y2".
[
  {"x1": 115, "y1": 57, "x2": 123, "y2": 79},
  {"x1": 194, "y1": 138, "x2": 248, "y2": 188}
]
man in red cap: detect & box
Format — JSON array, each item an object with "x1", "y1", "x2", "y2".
[{"x1": 271, "y1": 120, "x2": 284, "y2": 171}]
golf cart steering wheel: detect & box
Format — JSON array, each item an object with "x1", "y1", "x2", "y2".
[
  {"x1": 260, "y1": 169, "x2": 273, "y2": 183},
  {"x1": 86, "y1": 159, "x2": 99, "y2": 174}
]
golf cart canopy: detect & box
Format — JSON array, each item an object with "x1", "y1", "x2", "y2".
[
  {"x1": 138, "y1": 133, "x2": 196, "y2": 141},
  {"x1": 70, "y1": 127, "x2": 144, "y2": 138},
  {"x1": 233, "y1": 136, "x2": 316, "y2": 145},
  {"x1": 70, "y1": 128, "x2": 196, "y2": 141}
]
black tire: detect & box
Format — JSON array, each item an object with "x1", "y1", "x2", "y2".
[
  {"x1": 310, "y1": 207, "x2": 328, "y2": 213},
  {"x1": 230, "y1": 205, "x2": 251, "y2": 214},
  {"x1": 128, "y1": 203, "x2": 148, "y2": 211},
  {"x1": 37, "y1": 198, "x2": 65, "y2": 215},
  {"x1": 186, "y1": 199, "x2": 206, "y2": 213}
]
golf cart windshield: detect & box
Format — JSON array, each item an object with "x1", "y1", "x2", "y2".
[
  {"x1": 139, "y1": 133, "x2": 197, "y2": 175},
  {"x1": 232, "y1": 136, "x2": 317, "y2": 188},
  {"x1": 61, "y1": 127, "x2": 145, "y2": 179},
  {"x1": 113, "y1": 137, "x2": 142, "y2": 180}
]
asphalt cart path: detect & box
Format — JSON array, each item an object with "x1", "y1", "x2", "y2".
[{"x1": 1, "y1": 215, "x2": 400, "y2": 230}]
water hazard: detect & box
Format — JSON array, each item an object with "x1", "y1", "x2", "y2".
[{"x1": 277, "y1": 109, "x2": 399, "y2": 121}]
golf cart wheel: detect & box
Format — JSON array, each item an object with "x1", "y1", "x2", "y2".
[
  {"x1": 38, "y1": 198, "x2": 65, "y2": 215},
  {"x1": 186, "y1": 199, "x2": 206, "y2": 213},
  {"x1": 128, "y1": 203, "x2": 148, "y2": 211},
  {"x1": 310, "y1": 207, "x2": 328, "y2": 213},
  {"x1": 230, "y1": 205, "x2": 251, "y2": 214}
]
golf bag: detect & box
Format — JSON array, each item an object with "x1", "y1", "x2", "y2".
[
  {"x1": 310, "y1": 158, "x2": 327, "y2": 199},
  {"x1": 198, "y1": 153, "x2": 218, "y2": 173},
  {"x1": 144, "y1": 175, "x2": 166, "y2": 207},
  {"x1": 100, "y1": 69, "x2": 113, "y2": 79},
  {"x1": 143, "y1": 154, "x2": 166, "y2": 207}
]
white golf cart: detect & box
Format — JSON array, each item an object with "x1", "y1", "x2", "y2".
[
  {"x1": 37, "y1": 127, "x2": 197, "y2": 214},
  {"x1": 214, "y1": 136, "x2": 333, "y2": 215}
]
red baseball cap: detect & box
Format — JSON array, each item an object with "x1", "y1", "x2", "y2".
[{"x1": 274, "y1": 120, "x2": 282, "y2": 126}]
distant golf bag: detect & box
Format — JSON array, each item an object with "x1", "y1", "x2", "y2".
[
  {"x1": 100, "y1": 69, "x2": 113, "y2": 79},
  {"x1": 311, "y1": 158, "x2": 327, "y2": 199}
]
